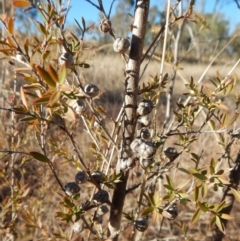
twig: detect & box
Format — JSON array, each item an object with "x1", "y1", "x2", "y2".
[
  {"x1": 165, "y1": 1, "x2": 184, "y2": 125},
  {"x1": 153, "y1": 0, "x2": 171, "y2": 137}
]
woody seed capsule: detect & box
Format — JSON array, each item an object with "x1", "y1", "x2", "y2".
[
  {"x1": 75, "y1": 171, "x2": 88, "y2": 184},
  {"x1": 59, "y1": 52, "x2": 74, "y2": 68},
  {"x1": 93, "y1": 190, "x2": 109, "y2": 204},
  {"x1": 137, "y1": 115, "x2": 152, "y2": 129},
  {"x1": 138, "y1": 127, "x2": 151, "y2": 140},
  {"x1": 90, "y1": 171, "x2": 105, "y2": 185},
  {"x1": 137, "y1": 99, "x2": 155, "y2": 116},
  {"x1": 162, "y1": 203, "x2": 178, "y2": 220},
  {"x1": 84, "y1": 84, "x2": 99, "y2": 98},
  {"x1": 113, "y1": 37, "x2": 130, "y2": 53},
  {"x1": 64, "y1": 182, "x2": 80, "y2": 196},
  {"x1": 135, "y1": 217, "x2": 148, "y2": 232},
  {"x1": 72, "y1": 220, "x2": 84, "y2": 233},
  {"x1": 164, "y1": 147, "x2": 178, "y2": 160},
  {"x1": 139, "y1": 157, "x2": 154, "y2": 169},
  {"x1": 138, "y1": 141, "x2": 156, "y2": 159},
  {"x1": 99, "y1": 18, "x2": 111, "y2": 33}
]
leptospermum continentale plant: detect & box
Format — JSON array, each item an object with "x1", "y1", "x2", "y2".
[{"x1": 1, "y1": 1, "x2": 240, "y2": 241}]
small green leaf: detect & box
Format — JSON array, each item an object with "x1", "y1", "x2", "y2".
[
  {"x1": 209, "y1": 120, "x2": 216, "y2": 130},
  {"x1": 32, "y1": 95, "x2": 51, "y2": 105},
  {"x1": 29, "y1": 152, "x2": 50, "y2": 163},
  {"x1": 201, "y1": 182, "x2": 208, "y2": 199},
  {"x1": 220, "y1": 213, "x2": 233, "y2": 220},
  {"x1": 198, "y1": 202, "x2": 208, "y2": 212},
  {"x1": 58, "y1": 63, "x2": 67, "y2": 85},
  {"x1": 48, "y1": 91, "x2": 61, "y2": 107},
  {"x1": 178, "y1": 167, "x2": 190, "y2": 174},
  {"x1": 47, "y1": 64, "x2": 58, "y2": 84},
  {"x1": 24, "y1": 76, "x2": 37, "y2": 83},
  {"x1": 192, "y1": 173, "x2": 207, "y2": 181},
  {"x1": 24, "y1": 38, "x2": 29, "y2": 55},
  {"x1": 216, "y1": 102, "x2": 229, "y2": 111},
  {"x1": 20, "y1": 86, "x2": 28, "y2": 110},
  {"x1": 194, "y1": 185, "x2": 199, "y2": 202},
  {"x1": 142, "y1": 207, "x2": 155, "y2": 216},
  {"x1": 217, "y1": 177, "x2": 230, "y2": 185},
  {"x1": 36, "y1": 65, "x2": 56, "y2": 88},
  {"x1": 215, "y1": 216, "x2": 225, "y2": 233},
  {"x1": 230, "y1": 188, "x2": 240, "y2": 202},
  {"x1": 225, "y1": 113, "x2": 239, "y2": 128},
  {"x1": 12, "y1": 106, "x2": 28, "y2": 113},
  {"x1": 78, "y1": 63, "x2": 90, "y2": 68},
  {"x1": 166, "y1": 175, "x2": 175, "y2": 190},
  {"x1": 123, "y1": 212, "x2": 133, "y2": 221},
  {"x1": 191, "y1": 208, "x2": 201, "y2": 225},
  {"x1": 176, "y1": 179, "x2": 190, "y2": 190},
  {"x1": 215, "y1": 169, "x2": 224, "y2": 175},
  {"x1": 210, "y1": 216, "x2": 216, "y2": 227},
  {"x1": 163, "y1": 184, "x2": 175, "y2": 191},
  {"x1": 180, "y1": 198, "x2": 188, "y2": 205},
  {"x1": 35, "y1": 21, "x2": 47, "y2": 35}
]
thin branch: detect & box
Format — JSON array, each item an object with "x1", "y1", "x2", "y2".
[
  {"x1": 108, "y1": 0, "x2": 117, "y2": 18},
  {"x1": 153, "y1": 0, "x2": 171, "y2": 137},
  {"x1": 84, "y1": 0, "x2": 101, "y2": 10}
]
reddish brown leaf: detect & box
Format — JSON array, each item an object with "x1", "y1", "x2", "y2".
[
  {"x1": 20, "y1": 86, "x2": 28, "y2": 110},
  {"x1": 7, "y1": 17, "x2": 14, "y2": 35},
  {"x1": 48, "y1": 91, "x2": 61, "y2": 107},
  {"x1": 36, "y1": 65, "x2": 56, "y2": 88},
  {"x1": 32, "y1": 95, "x2": 51, "y2": 105},
  {"x1": 12, "y1": 0, "x2": 32, "y2": 7},
  {"x1": 48, "y1": 64, "x2": 58, "y2": 84}
]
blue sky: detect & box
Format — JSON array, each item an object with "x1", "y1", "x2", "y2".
[{"x1": 66, "y1": 0, "x2": 240, "y2": 33}]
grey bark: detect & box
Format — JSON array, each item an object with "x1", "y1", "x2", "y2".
[{"x1": 108, "y1": 1, "x2": 149, "y2": 240}]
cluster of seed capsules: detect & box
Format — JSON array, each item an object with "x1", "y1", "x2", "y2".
[{"x1": 64, "y1": 170, "x2": 110, "y2": 233}]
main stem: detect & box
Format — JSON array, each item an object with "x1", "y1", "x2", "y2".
[{"x1": 108, "y1": 1, "x2": 149, "y2": 240}]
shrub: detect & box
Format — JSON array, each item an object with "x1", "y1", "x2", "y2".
[{"x1": 0, "y1": 1, "x2": 240, "y2": 241}]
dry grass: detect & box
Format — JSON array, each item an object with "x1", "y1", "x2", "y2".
[{"x1": 1, "y1": 54, "x2": 240, "y2": 241}]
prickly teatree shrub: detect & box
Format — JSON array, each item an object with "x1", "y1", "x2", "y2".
[{"x1": 0, "y1": 1, "x2": 240, "y2": 241}]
